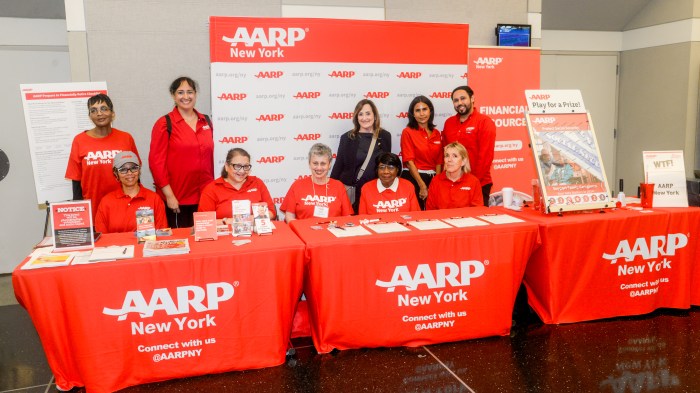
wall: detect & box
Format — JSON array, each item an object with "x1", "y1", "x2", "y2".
[{"x1": 0, "y1": 18, "x2": 70, "y2": 273}]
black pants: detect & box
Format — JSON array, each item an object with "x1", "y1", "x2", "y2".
[
  {"x1": 165, "y1": 204, "x2": 198, "y2": 228},
  {"x1": 482, "y1": 183, "x2": 493, "y2": 207},
  {"x1": 401, "y1": 171, "x2": 435, "y2": 210}
]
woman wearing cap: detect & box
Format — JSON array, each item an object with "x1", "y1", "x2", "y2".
[
  {"x1": 95, "y1": 151, "x2": 167, "y2": 234},
  {"x1": 198, "y1": 148, "x2": 277, "y2": 221},
  {"x1": 400, "y1": 95, "x2": 443, "y2": 210},
  {"x1": 425, "y1": 142, "x2": 483, "y2": 210},
  {"x1": 281, "y1": 143, "x2": 352, "y2": 222},
  {"x1": 65, "y1": 94, "x2": 139, "y2": 217},
  {"x1": 149, "y1": 76, "x2": 214, "y2": 228},
  {"x1": 330, "y1": 99, "x2": 391, "y2": 214},
  {"x1": 358, "y1": 152, "x2": 420, "y2": 214}
]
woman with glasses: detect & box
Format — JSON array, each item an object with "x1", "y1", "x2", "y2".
[
  {"x1": 358, "y1": 153, "x2": 420, "y2": 215},
  {"x1": 281, "y1": 143, "x2": 352, "y2": 222},
  {"x1": 65, "y1": 93, "x2": 139, "y2": 218},
  {"x1": 95, "y1": 151, "x2": 166, "y2": 233},
  {"x1": 149, "y1": 76, "x2": 214, "y2": 228},
  {"x1": 198, "y1": 148, "x2": 276, "y2": 221}
]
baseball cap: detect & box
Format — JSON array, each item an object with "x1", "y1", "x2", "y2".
[{"x1": 113, "y1": 151, "x2": 140, "y2": 169}]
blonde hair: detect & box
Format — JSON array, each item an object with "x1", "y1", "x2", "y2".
[{"x1": 444, "y1": 142, "x2": 471, "y2": 173}]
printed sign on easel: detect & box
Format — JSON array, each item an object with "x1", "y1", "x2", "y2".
[{"x1": 642, "y1": 150, "x2": 688, "y2": 207}]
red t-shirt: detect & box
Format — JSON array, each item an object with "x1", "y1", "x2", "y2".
[
  {"x1": 198, "y1": 176, "x2": 277, "y2": 220},
  {"x1": 425, "y1": 171, "x2": 484, "y2": 210},
  {"x1": 64, "y1": 128, "x2": 139, "y2": 217},
  {"x1": 400, "y1": 126, "x2": 443, "y2": 170},
  {"x1": 94, "y1": 186, "x2": 167, "y2": 234},
  {"x1": 280, "y1": 177, "x2": 352, "y2": 220},
  {"x1": 149, "y1": 107, "x2": 214, "y2": 205},
  {"x1": 358, "y1": 178, "x2": 420, "y2": 214},
  {"x1": 442, "y1": 110, "x2": 496, "y2": 186}
]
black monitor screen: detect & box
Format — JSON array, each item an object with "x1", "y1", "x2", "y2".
[{"x1": 496, "y1": 24, "x2": 531, "y2": 47}]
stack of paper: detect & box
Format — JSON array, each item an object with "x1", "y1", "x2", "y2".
[
  {"x1": 143, "y1": 239, "x2": 190, "y2": 257},
  {"x1": 85, "y1": 245, "x2": 135, "y2": 263}
]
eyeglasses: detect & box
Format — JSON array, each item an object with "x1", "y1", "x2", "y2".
[
  {"x1": 89, "y1": 106, "x2": 112, "y2": 115},
  {"x1": 117, "y1": 165, "x2": 140, "y2": 174},
  {"x1": 378, "y1": 165, "x2": 397, "y2": 171},
  {"x1": 229, "y1": 163, "x2": 252, "y2": 172}
]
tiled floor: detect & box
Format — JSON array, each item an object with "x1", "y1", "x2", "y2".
[{"x1": 2, "y1": 271, "x2": 699, "y2": 392}]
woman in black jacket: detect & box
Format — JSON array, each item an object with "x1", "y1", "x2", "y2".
[{"x1": 331, "y1": 99, "x2": 392, "y2": 214}]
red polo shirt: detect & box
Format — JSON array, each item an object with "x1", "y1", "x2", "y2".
[
  {"x1": 400, "y1": 127, "x2": 443, "y2": 170},
  {"x1": 198, "y1": 176, "x2": 276, "y2": 219},
  {"x1": 149, "y1": 107, "x2": 214, "y2": 205},
  {"x1": 95, "y1": 186, "x2": 167, "y2": 234},
  {"x1": 442, "y1": 109, "x2": 496, "y2": 186},
  {"x1": 280, "y1": 177, "x2": 352, "y2": 220},
  {"x1": 358, "y1": 178, "x2": 420, "y2": 214},
  {"x1": 425, "y1": 171, "x2": 483, "y2": 210}
]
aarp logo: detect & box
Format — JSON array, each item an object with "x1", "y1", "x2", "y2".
[{"x1": 222, "y1": 27, "x2": 306, "y2": 47}]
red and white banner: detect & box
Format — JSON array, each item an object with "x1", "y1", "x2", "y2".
[
  {"x1": 468, "y1": 47, "x2": 540, "y2": 196},
  {"x1": 210, "y1": 17, "x2": 469, "y2": 212}
]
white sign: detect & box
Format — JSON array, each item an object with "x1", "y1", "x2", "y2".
[
  {"x1": 20, "y1": 82, "x2": 108, "y2": 204},
  {"x1": 525, "y1": 89, "x2": 586, "y2": 114},
  {"x1": 642, "y1": 150, "x2": 688, "y2": 207}
]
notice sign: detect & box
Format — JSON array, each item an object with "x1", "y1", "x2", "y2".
[
  {"x1": 642, "y1": 151, "x2": 688, "y2": 207},
  {"x1": 51, "y1": 200, "x2": 94, "y2": 251},
  {"x1": 20, "y1": 82, "x2": 108, "y2": 205}
]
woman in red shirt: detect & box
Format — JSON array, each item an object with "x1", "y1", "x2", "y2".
[
  {"x1": 358, "y1": 153, "x2": 420, "y2": 214},
  {"x1": 95, "y1": 151, "x2": 167, "y2": 234},
  {"x1": 400, "y1": 95, "x2": 443, "y2": 210},
  {"x1": 198, "y1": 148, "x2": 276, "y2": 221},
  {"x1": 65, "y1": 94, "x2": 139, "y2": 218},
  {"x1": 281, "y1": 143, "x2": 352, "y2": 222},
  {"x1": 426, "y1": 142, "x2": 483, "y2": 210},
  {"x1": 149, "y1": 76, "x2": 214, "y2": 228}
]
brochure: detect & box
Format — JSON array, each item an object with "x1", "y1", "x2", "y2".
[
  {"x1": 193, "y1": 211, "x2": 217, "y2": 241},
  {"x1": 136, "y1": 207, "x2": 156, "y2": 243},
  {"x1": 231, "y1": 200, "x2": 253, "y2": 237},
  {"x1": 22, "y1": 248, "x2": 74, "y2": 270},
  {"x1": 252, "y1": 202, "x2": 272, "y2": 235},
  {"x1": 143, "y1": 238, "x2": 190, "y2": 257}
]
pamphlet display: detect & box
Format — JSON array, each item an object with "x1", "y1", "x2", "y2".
[
  {"x1": 142, "y1": 239, "x2": 190, "y2": 257},
  {"x1": 50, "y1": 200, "x2": 94, "y2": 252},
  {"x1": 135, "y1": 207, "x2": 156, "y2": 243},
  {"x1": 252, "y1": 202, "x2": 273, "y2": 235},
  {"x1": 193, "y1": 211, "x2": 218, "y2": 241},
  {"x1": 525, "y1": 89, "x2": 613, "y2": 213},
  {"x1": 642, "y1": 151, "x2": 688, "y2": 207}
]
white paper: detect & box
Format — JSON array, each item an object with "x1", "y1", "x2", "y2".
[
  {"x1": 407, "y1": 220, "x2": 452, "y2": 230},
  {"x1": 442, "y1": 217, "x2": 490, "y2": 228},
  {"x1": 21, "y1": 248, "x2": 74, "y2": 269},
  {"x1": 642, "y1": 151, "x2": 688, "y2": 207},
  {"x1": 477, "y1": 214, "x2": 524, "y2": 225},
  {"x1": 365, "y1": 222, "x2": 411, "y2": 234},
  {"x1": 84, "y1": 245, "x2": 135, "y2": 263},
  {"x1": 328, "y1": 225, "x2": 372, "y2": 238}
]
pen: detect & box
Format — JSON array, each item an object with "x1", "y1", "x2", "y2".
[{"x1": 122, "y1": 247, "x2": 127, "y2": 254}]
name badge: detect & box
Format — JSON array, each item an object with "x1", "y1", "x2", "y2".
[{"x1": 313, "y1": 205, "x2": 329, "y2": 218}]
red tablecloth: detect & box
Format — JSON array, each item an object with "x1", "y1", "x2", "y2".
[
  {"x1": 509, "y1": 206, "x2": 699, "y2": 324},
  {"x1": 13, "y1": 226, "x2": 305, "y2": 393},
  {"x1": 290, "y1": 207, "x2": 541, "y2": 353}
]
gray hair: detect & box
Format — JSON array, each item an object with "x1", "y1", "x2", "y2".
[{"x1": 308, "y1": 143, "x2": 333, "y2": 163}]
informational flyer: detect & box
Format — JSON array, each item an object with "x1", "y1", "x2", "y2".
[
  {"x1": 50, "y1": 200, "x2": 94, "y2": 252},
  {"x1": 20, "y1": 82, "x2": 108, "y2": 205},
  {"x1": 642, "y1": 150, "x2": 688, "y2": 207}
]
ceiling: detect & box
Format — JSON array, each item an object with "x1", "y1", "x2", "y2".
[
  {"x1": 541, "y1": 0, "x2": 653, "y2": 31},
  {"x1": 3, "y1": 0, "x2": 653, "y2": 32}
]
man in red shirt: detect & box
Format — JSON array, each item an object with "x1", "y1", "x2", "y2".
[{"x1": 442, "y1": 86, "x2": 496, "y2": 206}]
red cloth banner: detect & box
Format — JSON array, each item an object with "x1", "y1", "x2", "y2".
[
  {"x1": 13, "y1": 226, "x2": 305, "y2": 393},
  {"x1": 511, "y1": 206, "x2": 698, "y2": 324},
  {"x1": 290, "y1": 207, "x2": 540, "y2": 353},
  {"x1": 468, "y1": 47, "x2": 540, "y2": 196}
]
